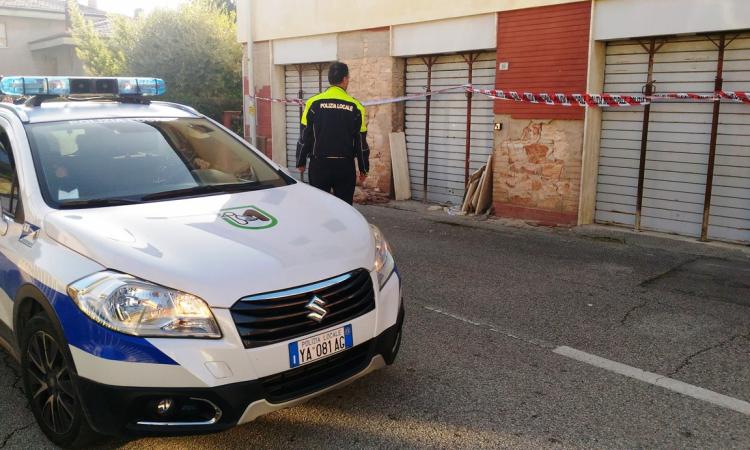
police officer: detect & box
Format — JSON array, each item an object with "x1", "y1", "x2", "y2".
[{"x1": 296, "y1": 61, "x2": 369, "y2": 205}]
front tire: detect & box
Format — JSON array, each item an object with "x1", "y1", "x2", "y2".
[{"x1": 20, "y1": 314, "x2": 98, "y2": 448}]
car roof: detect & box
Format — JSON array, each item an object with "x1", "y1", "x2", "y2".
[{"x1": 0, "y1": 100, "x2": 200, "y2": 124}]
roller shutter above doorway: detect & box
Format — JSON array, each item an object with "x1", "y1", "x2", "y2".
[
  {"x1": 405, "y1": 52, "x2": 496, "y2": 205},
  {"x1": 595, "y1": 33, "x2": 750, "y2": 244}
]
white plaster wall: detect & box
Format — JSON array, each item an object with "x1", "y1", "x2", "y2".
[
  {"x1": 392, "y1": 14, "x2": 496, "y2": 56},
  {"x1": 241, "y1": 0, "x2": 584, "y2": 42},
  {"x1": 594, "y1": 0, "x2": 750, "y2": 41},
  {"x1": 272, "y1": 34, "x2": 338, "y2": 65}
]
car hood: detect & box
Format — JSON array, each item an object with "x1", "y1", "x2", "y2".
[{"x1": 43, "y1": 183, "x2": 375, "y2": 308}]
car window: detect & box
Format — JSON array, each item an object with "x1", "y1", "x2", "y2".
[
  {"x1": 25, "y1": 118, "x2": 291, "y2": 207},
  {"x1": 0, "y1": 130, "x2": 19, "y2": 216}
]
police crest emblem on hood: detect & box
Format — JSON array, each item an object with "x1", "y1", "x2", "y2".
[{"x1": 220, "y1": 205, "x2": 278, "y2": 230}]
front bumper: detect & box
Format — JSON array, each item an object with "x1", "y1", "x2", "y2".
[{"x1": 76, "y1": 307, "x2": 404, "y2": 437}]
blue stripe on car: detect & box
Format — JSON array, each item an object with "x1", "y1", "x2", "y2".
[{"x1": 0, "y1": 251, "x2": 177, "y2": 365}]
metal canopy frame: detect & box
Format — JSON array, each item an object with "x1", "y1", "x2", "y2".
[
  {"x1": 700, "y1": 33, "x2": 740, "y2": 241},
  {"x1": 634, "y1": 38, "x2": 666, "y2": 231}
]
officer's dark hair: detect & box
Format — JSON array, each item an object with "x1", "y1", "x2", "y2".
[{"x1": 328, "y1": 62, "x2": 349, "y2": 85}]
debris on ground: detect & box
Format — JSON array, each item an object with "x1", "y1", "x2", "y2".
[
  {"x1": 461, "y1": 154, "x2": 493, "y2": 215},
  {"x1": 446, "y1": 205, "x2": 465, "y2": 216},
  {"x1": 354, "y1": 187, "x2": 390, "y2": 205}
]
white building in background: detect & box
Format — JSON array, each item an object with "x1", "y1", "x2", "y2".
[{"x1": 0, "y1": 0, "x2": 108, "y2": 76}]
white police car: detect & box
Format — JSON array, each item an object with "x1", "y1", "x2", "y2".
[{"x1": 0, "y1": 77, "x2": 403, "y2": 447}]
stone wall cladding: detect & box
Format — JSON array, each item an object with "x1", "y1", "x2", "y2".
[
  {"x1": 493, "y1": 115, "x2": 583, "y2": 222},
  {"x1": 339, "y1": 30, "x2": 405, "y2": 195}
]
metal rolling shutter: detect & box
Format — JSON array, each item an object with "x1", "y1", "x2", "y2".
[
  {"x1": 404, "y1": 53, "x2": 496, "y2": 205},
  {"x1": 709, "y1": 35, "x2": 750, "y2": 243},
  {"x1": 595, "y1": 34, "x2": 750, "y2": 244},
  {"x1": 284, "y1": 64, "x2": 328, "y2": 180}
]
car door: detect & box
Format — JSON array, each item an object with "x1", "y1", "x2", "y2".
[{"x1": 0, "y1": 119, "x2": 26, "y2": 341}]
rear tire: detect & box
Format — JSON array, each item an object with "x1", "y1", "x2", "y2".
[{"x1": 20, "y1": 314, "x2": 99, "y2": 448}]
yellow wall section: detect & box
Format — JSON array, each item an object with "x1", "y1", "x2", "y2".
[{"x1": 249, "y1": 0, "x2": 586, "y2": 42}]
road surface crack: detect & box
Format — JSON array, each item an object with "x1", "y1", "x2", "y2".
[
  {"x1": 0, "y1": 352, "x2": 24, "y2": 397},
  {"x1": 639, "y1": 257, "x2": 699, "y2": 287},
  {"x1": 620, "y1": 299, "x2": 649, "y2": 325},
  {"x1": 622, "y1": 257, "x2": 703, "y2": 326},
  {"x1": 0, "y1": 423, "x2": 35, "y2": 449},
  {"x1": 668, "y1": 332, "x2": 750, "y2": 376}
]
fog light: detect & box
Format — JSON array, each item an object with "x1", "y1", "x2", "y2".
[
  {"x1": 137, "y1": 397, "x2": 223, "y2": 426},
  {"x1": 156, "y1": 398, "x2": 173, "y2": 415}
]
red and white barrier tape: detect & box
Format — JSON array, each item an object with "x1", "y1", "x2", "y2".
[
  {"x1": 246, "y1": 84, "x2": 750, "y2": 108},
  {"x1": 247, "y1": 85, "x2": 467, "y2": 107},
  {"x1": 468, "y1": 87, "x2": 750, "y2": 106},
  {"x1": 469, "y1": 88, "x2": 648, "y2": 107},
  {"x1": 361, "y1": 85, "x2": 466, "y2": 106},
  {"x1": 247, "y1": 95, "x2": 305, "y2": 106}
]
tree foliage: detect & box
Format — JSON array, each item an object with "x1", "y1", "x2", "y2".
[
  {"x1": 69, "y1": 0, "x2": 242, "y2": 120},
  {"x1": 207, "y1": 0, "x2": 236, "y2": 12},
  {"x1": 68, "y1": 0, "x2": 126, "y2": 76}
]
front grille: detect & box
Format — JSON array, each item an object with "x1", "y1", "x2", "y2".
[
  {"x1": 230, "y1": 269, "x2": 375, "y2": 348},
  {"x1": 261, "y1": 341, "x2": 371, "y2": 403}
]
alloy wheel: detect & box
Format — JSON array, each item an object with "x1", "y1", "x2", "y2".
[{"x1": 25, "y1": 330, "x2": 77, "y2": 435}]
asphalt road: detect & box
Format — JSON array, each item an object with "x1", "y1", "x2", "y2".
[{"x1": 1, "y1": 203, "x2": 749, "y2": 449}]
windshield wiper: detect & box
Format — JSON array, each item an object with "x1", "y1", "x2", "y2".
[
  {"x1": 58, "y1": 198, "x2": 144, "y2": 209},
  {"x1": 140, "y1": 182, "x2": 271, "y2": 201}
]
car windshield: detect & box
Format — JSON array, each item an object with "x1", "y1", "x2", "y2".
[{"x1": 25, "y1": 117, "x2": 292, "y2": 208}]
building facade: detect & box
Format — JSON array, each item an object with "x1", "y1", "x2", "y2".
[
  {"x1": 237, "y1": 0, "x2": 750, "y2": 244},
  {"x1": 0, "y1": 0, "x2": 107, "y2": 76}
]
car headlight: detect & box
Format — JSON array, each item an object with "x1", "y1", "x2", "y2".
[
  {"x1": 67, "y1": 271, "x2": 221, "y2": 338},
  {"x1": 371, "y1": 224, "x2": 395, "y2": 289}
]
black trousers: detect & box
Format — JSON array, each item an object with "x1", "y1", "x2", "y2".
[{"x1": 308, "y1": 157, "x2": 356, "y2": 205}]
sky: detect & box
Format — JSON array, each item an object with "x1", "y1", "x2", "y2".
[{"x1": 92, "y1": 0, "x2": 186, "y2": 16}]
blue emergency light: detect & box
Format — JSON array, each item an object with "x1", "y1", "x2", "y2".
[{"x1": 0, "y1": 76, "x2": 166, "y2": 97}]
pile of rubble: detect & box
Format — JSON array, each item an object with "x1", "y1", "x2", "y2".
[{"x1": 353, "y1": 187, "x2": 390, "y2": 205}]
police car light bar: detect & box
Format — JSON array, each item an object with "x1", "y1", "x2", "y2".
[{"x1": 0, "y1": 76, "x2": 166, "y2": 97}]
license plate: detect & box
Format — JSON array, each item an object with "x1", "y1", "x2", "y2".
[{"x1": 288, "y1": 324, "x2": 353, "y2": 368}]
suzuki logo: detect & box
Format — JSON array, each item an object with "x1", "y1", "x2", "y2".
[{"x1": 305, "y1": 296, "x2": 328, "y2": 323}]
